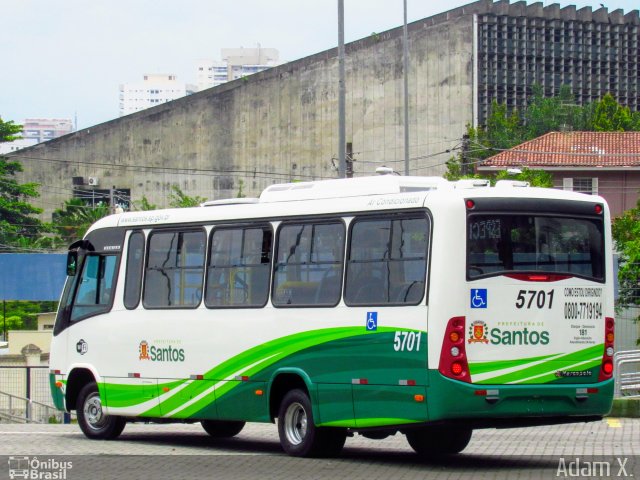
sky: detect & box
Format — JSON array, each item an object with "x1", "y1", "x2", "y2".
[{"x1": 1, "y1": 0, "x2": 638, "y2": 130}]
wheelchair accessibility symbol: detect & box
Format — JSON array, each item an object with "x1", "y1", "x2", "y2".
[
  {"x1": 470, "y1": 289, "x2": 487, "y2": 309},
  {"x1": 366, "y1": 312, "x2": 378, "y2": 331}
]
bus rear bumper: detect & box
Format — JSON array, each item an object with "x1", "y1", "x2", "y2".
[{"x1": 426, "y1": 372, "x2": 614, "y2": 428}]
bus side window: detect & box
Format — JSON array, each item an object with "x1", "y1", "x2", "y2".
[
  {"x1": 345, "y1": 215, "x2": 429, "y2": 306},
  {"x1": 124, "y1": 231, "x2": 145, "y2": 309},
  {"x1": 273, "y1": 221, "x2": 345, "y2": 307},
  {"x1": 143, "y1": 230, "x2": 206, "y2": 308},
  {"x1": 205, "y1": 227, "x2": 272, "y2": 308},
  {"x1": 71, "y1": 255, "x2": 118, "y2": 322}
]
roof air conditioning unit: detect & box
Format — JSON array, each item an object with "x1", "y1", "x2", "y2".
[{"x1": 88, "y1": 177, "x2": 100, "y2": 186}]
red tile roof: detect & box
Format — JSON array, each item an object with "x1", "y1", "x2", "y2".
[{"x1": 480, "y1": 132, "x2": 640, "y2": 168}]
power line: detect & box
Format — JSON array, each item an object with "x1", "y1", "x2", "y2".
[
  {"x1": 7, "y1": 153, "x2": 329, "y2": 180},
  {"x1": 6, "y1": 135, "x2": 466, "y2": 180}
]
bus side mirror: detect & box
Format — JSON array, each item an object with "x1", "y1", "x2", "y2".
[{"x1": 67, "y1": 251, "x2": 78, "y2": 276}]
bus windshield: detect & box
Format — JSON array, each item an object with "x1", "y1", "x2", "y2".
[{"x1": 467, "y1": 214, "x2": 604, "y2": 282}]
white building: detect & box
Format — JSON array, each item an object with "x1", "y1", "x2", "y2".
[
  {"x1": 119, "y1": 74, "x2": 196, "y2": 116},
  {"x1": 196, "y1": 47, "x2": 280, "y2": 91},
  {"x1": 0, "y1": 138, "x2": 38, "y2": 154},
  {"x1": 0, "y1": 118, "x2": 73, "y2": 153},
  {"x1": 21, "y1": 118, "x2": 74, "y2": 143}
]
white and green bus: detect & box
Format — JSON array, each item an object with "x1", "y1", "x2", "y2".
[{"x1": 50, "y1": 174, "x2": 615, "y2": 457}]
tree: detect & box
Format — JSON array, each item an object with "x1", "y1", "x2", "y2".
[
  {"x1": 494, "y1": 168, "x2": 553, "y2": 187},
  {"x1": 612, "y1": 199, "x2": 640, "y2": 344},
  {"x1": 52, "y1": 199, "x2": 110, "y2": 244},
  {"x1": 236, "y1": 179, "x2": 246, "y2": 198},
  {"x1": 484, "y1": 101, "x2": 524, "y2": 154},
  {"x1": 524, "y1": 84, "x2": 586, "y2": 137},
  {"x1": 591, "y1": 93, "x2": 633, "y2": 131},
  {"x1": 0, "y1": 118, "x2": 22, "y2": 142},
  {"x1": 1, "y1": 300, "x2": 57, "y2": 331},
  {"x1": 168, "y1": 185, "x2": 206, "y2": 208},
  {"x1": 0, "y1": 117, "x2": 46, "y2": 252},
  {"x1": 134, "y1": 195, "x2": 158, "y2": 211}
]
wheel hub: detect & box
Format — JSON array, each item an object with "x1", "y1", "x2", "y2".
[
  {"x1": 284, "y1": 402, "x2": 307, "y2": 445},
  {"x1": 84, "y1": 393, "x2": 105, "y2": 429}
]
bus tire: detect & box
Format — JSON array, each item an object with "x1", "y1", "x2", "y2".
[
  {"x1": 201, "y1": 420, "x2": 245, "y2": 438},
  {"x1": 76, "y1": 382, "x2": 126, "y2": 440},
  {"x1": 406, "y1": 426, "x2": 472, "y2": 456},
  {"x1": 277, "y1": 389, "x2": 346, "y2": 457}
]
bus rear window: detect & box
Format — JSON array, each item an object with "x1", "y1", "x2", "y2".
[{"x1": 467, "y1": 214, "x2": 604, "y2": 281}]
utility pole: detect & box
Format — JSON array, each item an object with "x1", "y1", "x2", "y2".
[
  {"x1": 337, "y1": 0, "x2": 346, "y2": 178},
  {"x1": 403, "y1": 0, "x2": 410, "y2": 176},
  {"x1": 461, "y1": 134, "x2": 471, "y2": 176},
  {"x1": 109, "y1": 186, "x2": 115, "y2": 214},
  {"x1": 346, "y1": 142, "x2": 354, "y2": 178}
]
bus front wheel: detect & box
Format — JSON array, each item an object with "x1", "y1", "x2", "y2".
[
  {"x1": 201, "y1": 420, "x2": 245, "y2": 438},
  {"x1": 406, "y1": 426, "x2": 472, "y2": 456},
  {"x1": 277, "y1": 389, "x2": 346, "y2": 457},
  {"x1": 76, "y1": 382, "x2": 126, "y2": 440}
]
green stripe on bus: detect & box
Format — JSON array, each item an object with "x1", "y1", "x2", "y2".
[
  {"x1": 132, "y1": 326, "x2": 422, "y2": 417},
  {"x1": 474, "y1": 344, "x2": 604, "y2": 384},
  {"x1": 103, "y1": 379, "x2": 186, "y2": 408},
  {"x1": 318, "y1": 418, "x2": 421, "y2": 428},
  {"x1": 520, "y1": 361, "x2": 602, "y2": 385},
  {"x1": 469, "y1": 353, "x2": 557, "y2": 375}
]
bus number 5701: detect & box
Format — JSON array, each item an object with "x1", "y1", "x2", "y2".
[
  {"x1": 393, "y1": 331, "x2": 422, "y2": 352},
  {"x1": 515, "y1": 290, "x2": 554, "y2": 310}
]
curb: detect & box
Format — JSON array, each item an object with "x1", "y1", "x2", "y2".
[{"x1": 608, "y1": 398, "x2": 640, "y2": 417}]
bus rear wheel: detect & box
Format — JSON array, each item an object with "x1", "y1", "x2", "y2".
[
  {"x1": 406, "y1": 426, "x2": 472, "y2": 456},
  {"x1": 76, "y1": 382, "x2": 126, "y2": 440},
  {"x1": 201, "y1": 420, "x2": 245, "y2": 438},
  {"x1": 277, "y1": 389, "x2": 346, "y2": 457}
]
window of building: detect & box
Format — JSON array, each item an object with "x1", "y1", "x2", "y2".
[
  {"x1": 345, "y1": 215, "x2": 429, "y2": 306},
  {"x1": 562, "y1": 177, "x2": 598, "y2": 195},
  {"x1": 143, "y1": 230, "x2": 205, "y2": 308},
  {"x1": 273, "y1": 222, "x2": 345, "y2": 307},
  {"x1": 206, "y1": 226, "x2": 272, "y2": 308}
]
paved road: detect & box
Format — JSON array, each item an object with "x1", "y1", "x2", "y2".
[{"x1": 0, "y1": 419, "x2": 638, "y2": 479}]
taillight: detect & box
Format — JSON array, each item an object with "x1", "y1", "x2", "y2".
[
  {"x1": 505, "y1": 273, "x2": 572, "y2": 282},
  {"x1": 599, "y1": 317, "x2": 615, "y2": 381},
  {"x1": 439, "y1": 316, "x2": 470, "y2": 382}
]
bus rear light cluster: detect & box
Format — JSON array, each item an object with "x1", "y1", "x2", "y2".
[
  {"x1": 439, "y1": 316, "x2": 470, "y2": 383},
  {"x1": 599, "y1": 317, "x2": 615, "y2": 381},
  {"x1": 505, "y1": 273, "x2": 572, "y2": 283}
]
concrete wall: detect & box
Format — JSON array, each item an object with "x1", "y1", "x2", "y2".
[
  {"x1": 7, "y1": 331, "x2": 51, "y2": 356},
  {"x1": 14, "y1": 12, "x2": 474, "y2": 220}
]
